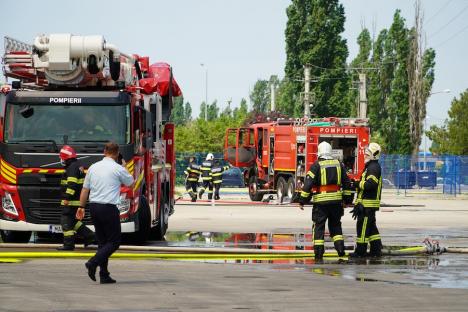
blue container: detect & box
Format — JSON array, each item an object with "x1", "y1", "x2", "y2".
[
  {"x1": 417, "y1": 171, "x2": 437, "y2": 188},
  {"x1": 393, "y1": 171, "x2": 416, "y2": 189}
]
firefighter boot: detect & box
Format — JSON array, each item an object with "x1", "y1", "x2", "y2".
[
  {"x1": 198, "y1": 189, "x2": 204, "y2": 199},
  {"x1": 208, "y1": 194, "x2": 213, "y2": 200},
  {"x1": 214, "y1": 194, "x2": 220, "y2": 200},
  {"x1": 57, "y1": 236, "x2": 75, "y2": 251},
  {"x1": 349, "y1": 243, "x2": 368, "y2": 258},
  {"x1": 369, "y1": 240, "x2": 383, "y2": 258},
  {"x1": 314, "y1": 245, "x2": 325, "y2": 261},
  {"x1": 334, "y1": 240, "x2": 346, "y2": 257}
]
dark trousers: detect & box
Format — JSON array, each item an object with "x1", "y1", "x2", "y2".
[
  {"x1": 214, "y1": 183, "x2": 222, "y2": 199},
  {"x1": 88, "y1": 203, "x2": 121, "y2": 277},
  {"x1": 199, "y1": 181, "x2": 213, "y2": 199},
  {"x1": 312, "y1": 204, "x2": 345, "y2": 257},
  {"x1": 60, "y1": 206, "x2": 94, "y2": 246},
  {"x1": 185, "y1": 181, "x2": 198, "y2": 198},
  {"x1": 355, "y1": 208, "x2": 382, "y2": 255}
]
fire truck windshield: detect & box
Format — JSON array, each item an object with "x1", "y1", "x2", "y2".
[{"x1": 3, "y1": 103, "x2": 130, "y2": 144}]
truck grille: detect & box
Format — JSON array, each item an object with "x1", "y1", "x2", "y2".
[{"x1": 18, "y1": 186, "x2": 91, "y2": 225}]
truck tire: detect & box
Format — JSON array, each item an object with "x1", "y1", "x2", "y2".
[
  {"x1": 248, "y1": 176, "x2": 263, "y2": 202},
  {"x1": 287, "y1": 177, "x2": 296, "y2": 199},
  {"x1": 0, "y1": 230, "x2": 32, "y2": 243},
  {"x1": 276, "y1": 177, "x2": 287, "y2": 203},
  {"x1": 151, "y1": 185, "x2": 169, "y2": 241},
  {"x1": 132, "y1": 195, "x2": 151, "y2": 244}
]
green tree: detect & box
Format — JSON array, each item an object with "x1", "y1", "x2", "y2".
[
  {"x1": 250, "y1": 80, "x2": 270, "y2": 113},
  {"x1": 184, "y1": 102, "x2": 192, "y2": 122},
  {"x1": 427, "y1": 90, "x2": 468, "y2": 155},
  {"x1": 171, "y1": 96, "x2": 186, "y2": 125},
  {"x1": 282, "y1": 0, "x2": 351, "y2": 117}
]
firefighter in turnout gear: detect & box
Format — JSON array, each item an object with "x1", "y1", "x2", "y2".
[
  {"x1": 211, "y1": 160, "x2": 230, "y2": 200},
  {"x1": 350, "y1": 142, "x2": 383, "y2": 258},
  {"x1": 298, "y1": 141, "x2": 353, "y2": 260},
  {"x1": 57, "y1": 145, "x2": 95, "y2": 251},
  {"x1": 199, "y1": 153, "x2": 214, "y2": 200},
  {"x1": 185, "y1": 157, "x2": 201, "y2": 202}
]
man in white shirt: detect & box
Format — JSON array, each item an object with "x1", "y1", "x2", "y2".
[{"x1": 78, "y1": 142, "x2": 134, "y2": 284}]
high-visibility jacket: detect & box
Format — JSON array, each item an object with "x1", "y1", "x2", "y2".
[
  {"x1": 60, "y1": 159, "x2": 85, "y2": 207},
  {"x1": 299, "y1": 158, "x2": 353, "y2": 205},
  {"x1": 200, "y1": 160, "x2": 213, "y2": 181},
  {"x1": 211, "y1": 165, "x2": 230, "y2": 184},
  {"x1": 184, "y1": 162, "x2": 201, "y2": 182},
  {"x1": 356, "y1": 160, "x2": 382, "y2": 209}
]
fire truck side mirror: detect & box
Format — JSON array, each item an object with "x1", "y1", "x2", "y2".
[{"x1": 19, "y1": 105, "x2": 34, "y2": 118}]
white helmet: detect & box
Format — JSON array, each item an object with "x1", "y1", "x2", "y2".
[
  {"x1": 365, "y1": 142, "x2": 381, "y2": 161},
  {"x1": 206, "y1": 153, "x2": 214, "y2": 161},
  {"x1": 317, "y1": 141, "x2": 332, "y2": 159}
]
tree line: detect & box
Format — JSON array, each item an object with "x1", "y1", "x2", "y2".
[{"x1": 173, "y1": 0, "x2": 466, "y2": 156}]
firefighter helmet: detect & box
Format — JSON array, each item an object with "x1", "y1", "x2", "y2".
[
  {"x1": 59, "y1": 145, "x2": 77, "y2": 161},
  {"x1": 365, "y1": 142, "x2": 381, "y2": 160},
  {"x1": 206, "y1": 153, "x2": 214, "y2": 161},
  {"x1": 317, "y1": 141, "x2": 332, "y2": 158}
]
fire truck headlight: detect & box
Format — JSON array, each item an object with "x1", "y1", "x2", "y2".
[
  {"x1": 2, "y1": 192, "x2": 18, "y2": 216},
  {"x1": 117, "y1": 193, "x2": 131, "y2": 215}
]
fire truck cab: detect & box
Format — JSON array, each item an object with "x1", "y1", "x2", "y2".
[{"x1": 225, "y1": 117, "x2": 370, "y2": 202}]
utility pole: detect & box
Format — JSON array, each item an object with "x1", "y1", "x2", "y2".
[
  {"x1": 270, "y1": 83, "x2": 276, "y2": 112},
  {"x1": 358, "y1": 73, "x2": 367, "y2": 119},
  {"x1": 304, "y1": 65, "x2": 311, "y2": 118}
]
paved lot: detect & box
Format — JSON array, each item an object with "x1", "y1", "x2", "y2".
[
  {"x1": 1, "y1": 258, "x2": 468, "y2": 312},
  {"x1": 1, "y1": 190, "x2": 468, "y2": 311}
]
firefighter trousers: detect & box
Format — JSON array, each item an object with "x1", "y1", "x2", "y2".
[
  {"x1": 214, "y1": 183, "x2": 222, "y2": 200},
  {"x1": 185, "y1": 181, "x2": 198, "y2": 201},
  {"x1": 199, "y1": 181, "x2": 213, "y2": 199},
  {"x1": 312, "y1": 203, "x2": 345, "y2": 258},
  {"x1": 355, "y1": 208, "x2": 382, "y2": 256},
  {"x1": 60, "y1": 206, "x2": 95, "y2": 247}
]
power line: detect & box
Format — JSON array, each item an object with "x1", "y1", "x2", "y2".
[
  {"x1": 433, "y1": 23, "x2": 468, "y2": 47},
  {"x1": 425, "y1": 0, "x2": 453, "y2": 24},
  {"x1": 428, "y1": 4, "x2": 468, "y2": 38}
]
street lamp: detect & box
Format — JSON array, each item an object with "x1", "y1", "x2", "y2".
[
  {"x1": 200, "y1": 63, "x2": 208, "y2": 121},
  {"x1": 423, "y1": 89, "x2": 451, "y2": 170}
]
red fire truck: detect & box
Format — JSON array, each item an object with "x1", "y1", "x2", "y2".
[
  {"x1": 0, "y1": 34, "x2": 181, "y2": 243},
  {"x1": 224, "y1": 117, "x2": 370, "y2": 202}
]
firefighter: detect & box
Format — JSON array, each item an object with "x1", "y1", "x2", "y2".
[
  {"x1": 211, "y1": 160, "x2": 230, "y2": 200},
  {"x1": 350, "y1": 142, "x2": 383, "y2": 258},
  {"x1": 57, "y1": 145, "x2": 95, "y2": 251},
  {"x1": 199, "y1": 153, "x2": 214, "y2": 200},
  {"x1": 298, "y1": 141, "x2": 353, "y2": 260},
  {"x1": 184, "y1": 157, "x2": 201, "y2": 202}
]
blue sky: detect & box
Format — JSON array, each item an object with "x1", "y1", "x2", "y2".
[{"x1": 1, "y1": 0, "x2": 466, "y2": 132}]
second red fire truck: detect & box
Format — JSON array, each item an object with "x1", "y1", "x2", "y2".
[{"x1": 224, "y1": 117, "x2": 370, "y2": 202}]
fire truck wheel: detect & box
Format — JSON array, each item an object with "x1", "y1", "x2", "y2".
[
  {"x1": 151, "y1": 185, "x2": 169, "y2": 241},
  {"x1": 287, "y1": 177, "x2": 295, "y2": 199},
  {"x1": 248, "y1": 176, "x2": 263, "y2": 202},
  {"x1": 276, "y1": 177, "x2": 287, "y2": 203},
  {"x1": 133, "y1": 196, "x2": 151, "y2": 243},
  {"x1": 0, "y1": 230, "x2": 32, "y2": 243}
]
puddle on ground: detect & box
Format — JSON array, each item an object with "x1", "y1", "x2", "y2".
[{"x1": 157, "y1": 231, "x2": 468, "y2": 290}]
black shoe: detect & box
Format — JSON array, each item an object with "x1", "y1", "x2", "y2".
[
  {"x1": 214, "y1": 195, "x2": 220, "y2": 200},
  {"x1": 84, "y1": 238, "x2": 96, "y2": 248},
  {"x1": 57, "y1": 245, "x2": 74, "y2": 251},
  {"x1": 85, "y1": 262, "x2": 97, "y2": 282},
  {"x1": 349, "y1": 252, "x2": 367, "y2": 259},
  {"x1": 191, "y1": 197, "x2": 197, "y2": 202},
  {"x1": 100, "y1": 276, "x2": 116, "y2": 284}
]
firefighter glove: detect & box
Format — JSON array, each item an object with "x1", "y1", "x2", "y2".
[{"x1": 350, "y1": 203, "x2": 364, "y2": 220}]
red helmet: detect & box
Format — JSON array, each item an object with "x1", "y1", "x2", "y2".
[{"x1": 59, "y1": 145, "x2": 77, "y2": 161}]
